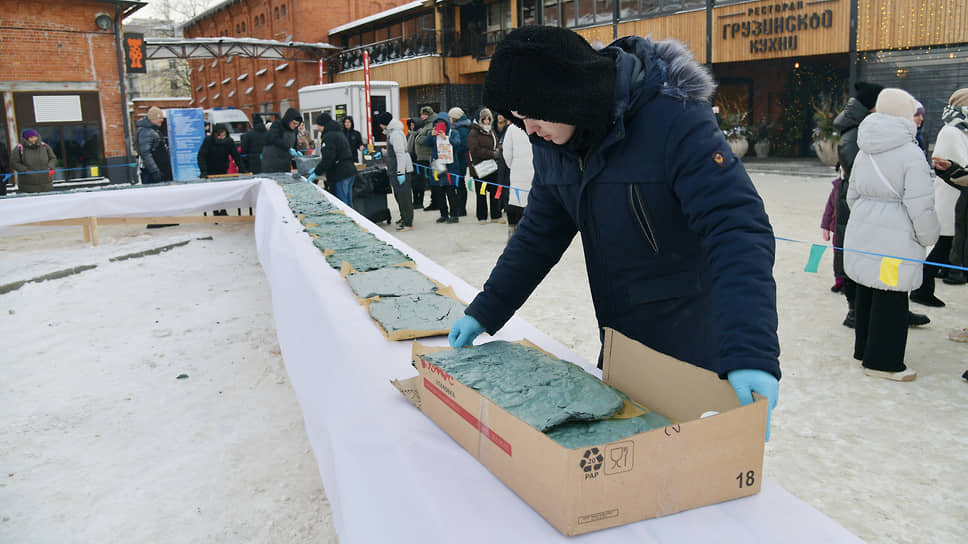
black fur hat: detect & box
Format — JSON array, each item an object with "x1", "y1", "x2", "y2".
[
  {"x1": 315, "y1": 112, "x2": 333, "y2": 126},
  {"x1": 483, "y1": 26, "x2": 615, "y2": 133},
  {"x1": 854, "y1": 82, "x2": 884, "y2": 110},
  {"x1": 375, "y1": 111, "x2": 393, "y2": 127}
]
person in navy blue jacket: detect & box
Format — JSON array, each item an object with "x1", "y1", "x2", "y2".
[{"x1": 448, "y1": 26, "x2": 781, "y2": 440}]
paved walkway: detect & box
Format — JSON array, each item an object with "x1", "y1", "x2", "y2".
[{"x1": 741, "y1": 156, "x2": 837, "y2": 178}]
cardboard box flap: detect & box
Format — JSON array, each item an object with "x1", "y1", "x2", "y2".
[
  {"x1": 601, "y1": 328, "x2": 741, "y2": 422},
  {"x1": 391, "y1": 376, "x2": 421, "y2": 409}
]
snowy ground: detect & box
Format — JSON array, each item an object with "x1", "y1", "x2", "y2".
[{"x1": 1, "y1": 171, "x2": 966, "y2": 543}]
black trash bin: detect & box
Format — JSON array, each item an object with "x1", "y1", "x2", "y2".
[{"x1": 353, "y1": 165, "x2": 392, "y2": 224}]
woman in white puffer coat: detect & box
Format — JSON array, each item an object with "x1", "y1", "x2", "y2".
[{"x1": 845, "y1": 88, "x2": 940, "y2": 382}]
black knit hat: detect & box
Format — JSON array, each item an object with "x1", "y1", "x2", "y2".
[
  {"x1": 854, "y1": 82, "x2": 884, "y2": 110},
  {"x1": 375, "y1": 111, "x2": 393, "y2": 127},
  {"x1": 315, "y1": 112, "x2": 332, "y2": 126},
  {"x1": 483, "y1": 26, "x2": 615, "y2": 133}
]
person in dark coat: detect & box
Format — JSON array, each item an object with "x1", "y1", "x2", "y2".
[
  {"x1": 0, "y1": 139, "x2": 10, "y2": 196},
  {"x1": 197, "y1": 124, "x2": 243, "y2": 177},
  {"x1": 11, "y1": 128, "x2": 58, "y2": 193},
  {"x1": 833, "y1": 82, "x2": 881, "y2": 328},
  {"x1": 307, "y1": 112, "x2": 357, "y2": 206},
  {"x1": 136, "y1": 107, "x2": 171, "y2": 184},
  {"x1": 467, "y1": 107, "x2": 503, "y2": 222},
  {"x1": 262, "y1": 108, "x2": 303, "y2": 173},
  {"x1": 422, "y1": 113, "x2": 461, "y2": 223},
  {"x1": 494, "y1": 113, "x2": 511, "y2": 216},
  {"x1": 197, "y1": 123, "x2": 243, "y2": 216},
  {"x1": 240, "y1": 114, "x2": 268, "y2": 174},
  {"x1": 413, "y1": 106, "x2": 438, "y2": 210},
  {"x1": 406, "y1": 114, "x2": 428, "y2": 209},
  {"x1": 447, "y1": 26, "x2": 780, "y2": 440},
  {"x1": 448, "y1": 107, "x2": 471, "y2": 216},
  {"x1": 343, "y1": 116, "x2": 364, "y2": 163}
]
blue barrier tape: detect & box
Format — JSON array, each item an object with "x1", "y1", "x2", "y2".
[
  {"x1": 412, "y1": 165, "x2": 968, "y2": 272},
  {"x1": 11, "y1": 163, "x2": 138, "y2": 176}
]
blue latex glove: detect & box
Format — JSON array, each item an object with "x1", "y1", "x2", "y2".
[
  {"x1": 448, "y1": 315, "x2": 485, "y2": 348},
  {"x1": 727, "y1": 369, "x2": 779, "y2": 442},
  {"x1": 289, "y1": 148, "x2": 302, "y2": 157},
  {"x1": 306, "y1": 172, "x2": 318, "y2": 183},
  {"x1": 397, "y1": 174, "x2": 406, "y2": 185},
  {"x1": 372, "y1": 151, "x2": 382, "y2": 159}
]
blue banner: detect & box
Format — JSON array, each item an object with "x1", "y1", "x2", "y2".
[{"x1": 166, "y1": 108, "x2": 205, "y2": 181}]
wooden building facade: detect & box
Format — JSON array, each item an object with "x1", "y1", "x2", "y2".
[{"x1": 326, "y1": 0, "x2": 967, "y2": 155}]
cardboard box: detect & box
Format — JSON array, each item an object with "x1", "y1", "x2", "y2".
[{"x1": 395, "y1": 328, "x2": 767, "y2": 536}]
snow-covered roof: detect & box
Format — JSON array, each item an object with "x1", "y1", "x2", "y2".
[{"x1": 328, "y1": 0, "x2": 429, "y2": 36}]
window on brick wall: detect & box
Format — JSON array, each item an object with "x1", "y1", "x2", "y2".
[
  {"x1": 242, "y1": 22, "x2": 246, "y2": 32},
  {"x1": 236, "y1": 23, "x2": 240, "y2": 33},
  {"x1": 281, "y1": 5, "x2": 286, "y2": 17},
  {"x1": 261, "y1": 14, "x2": 265, "y2": 25},
  {"x1": 274, "y1": 7, "x2": 279, "y2": 19},
  {"x1": 12, "y1": 92, "x2": 104, "y2": 182}
]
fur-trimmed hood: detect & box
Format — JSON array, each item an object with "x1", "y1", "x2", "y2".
[{"x1": 606, "y1": 36, "x2": 715, "y2": 122}]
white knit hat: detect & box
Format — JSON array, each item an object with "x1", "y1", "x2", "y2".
[
  {"x1": 448, "y1": 107, "x2": 465, "y2": 120},
  {"x1": 874, "y1": 88, "x2": 917, "y2": 120}
]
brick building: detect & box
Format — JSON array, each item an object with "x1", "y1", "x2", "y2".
[
  {"x1": 0, "y1": 0, "x2": 145, "y2": 185},
  {"x1": 182, "y1": 0, "x2": 412, "y2": 117}
]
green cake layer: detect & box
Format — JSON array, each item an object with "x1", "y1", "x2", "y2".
[
  {"x1": 545, "y1": 405, "x2": 672, "y2": 449},
  {"x1": 311, "y1": 230, "x2": 383, "y2": 253},
  {"x1": 421, "y1": 342, "x2": 624, "y2": 432},
  {"x1": 324, "y1": 244, "x2": 411, "y2": 271},
  {"x1": 368, "y1": 292, "x2": 466, "y2": 335},
  {"x1": 346, "y1": 267, "x2": 439, "y2": 299},
  {"x1": 301, "y1": 214, "x2": 352, "y2": 227}
]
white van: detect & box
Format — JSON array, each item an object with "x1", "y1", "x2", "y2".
[
  {"x1": 298, "y1": 81, "x2": 400, "y2": 152},
  {"x1": 203, "y1": 108, "x2": 252, "y2": 143}
]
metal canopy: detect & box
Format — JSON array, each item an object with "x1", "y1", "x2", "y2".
[
  {"x1": 144, "y1": 37, "x2": 340, "y2": 61},
  {"x1": 94, "y1": 0, "x2": 147, "y2": 19}
]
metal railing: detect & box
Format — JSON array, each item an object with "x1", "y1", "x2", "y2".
[
  {"x1": 333, "y1": 28, "x2": 512, "y2": 73},
  {"x1": 335, "y1": 31, "x2": 437, "y2": 71}
]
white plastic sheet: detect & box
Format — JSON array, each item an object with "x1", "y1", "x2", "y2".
[{"x1": 0, "y1": 180, "x2": 864, "y2": 543}]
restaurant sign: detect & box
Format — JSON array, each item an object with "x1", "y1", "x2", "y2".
[{"x1": 720, "y1": 0, "x2": 838, "y2": 54}]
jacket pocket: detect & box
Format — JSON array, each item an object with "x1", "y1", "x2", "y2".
[
  {"x1": 626, "y1": 270, "x2": 702, "y2": 305},
  {"x1": 628, "y1": 184, "x2": 659, "y2": 253}
]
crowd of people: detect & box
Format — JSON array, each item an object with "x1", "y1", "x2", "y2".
[
  {"x1": 7, "y1": 28, "x2": 965, "y2": 388},
  {"x1": 821, "y1": 84, "x2": 968, "y2": 382}
]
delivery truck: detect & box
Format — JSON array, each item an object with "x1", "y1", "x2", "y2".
[{"x1": 297, "y1": 81, "x2": 400, "y2": 154}]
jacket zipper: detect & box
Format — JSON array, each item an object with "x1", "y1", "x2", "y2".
[{"x1": 629, "y1": 184, "x2": 659, "y2": 253}]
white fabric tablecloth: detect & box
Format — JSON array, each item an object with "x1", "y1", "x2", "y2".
[
  {"x1": 0, "y1": 180, "x2": 263, "y2": 227},
  {"x1": 1, "y1": 181, "x2": 864, "y2": 543}
]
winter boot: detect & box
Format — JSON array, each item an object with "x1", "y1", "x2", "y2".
[
  {"x1": 908, "y1": 311, "x2": 930, "y2": 327},
  {"x1": 910, "y1": 276, "x2": 945, "y2": 307},
  {"x1": 943, "y1": 269, "x2": 967, "y2": 285},
  {"x1": 843, "y1": 309, "x2": 856, "y2": 329},
  {"x1": 830, "y1": 277, "x2": 845, "y2": 293}
]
